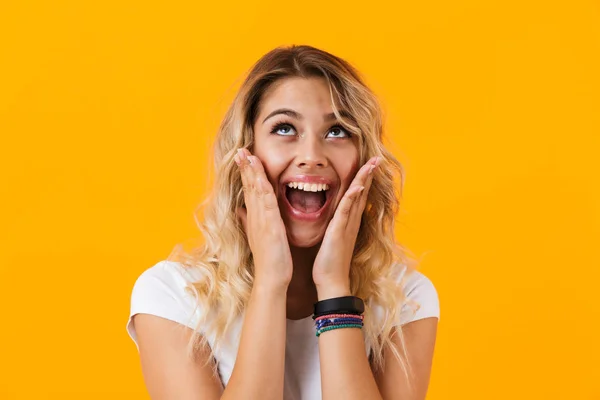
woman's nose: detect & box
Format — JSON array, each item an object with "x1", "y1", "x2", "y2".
[{"x1": 295, "y1": 134, "x2": 328, "y2": 169}]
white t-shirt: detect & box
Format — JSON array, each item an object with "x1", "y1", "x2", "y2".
[{"x1": 126, "y1": 260, "x2": 440, "y2": 400}]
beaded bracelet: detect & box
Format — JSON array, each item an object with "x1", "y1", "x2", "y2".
[
  {"x1": 314, "y1": 312, "x2": 364, "y2": 337},
  {"x1": 315, "y1": 317, "x2": 363, "y2": 326},
  {"x1": 316, "y1": 317, "x2": 364, "y2": 328},
  {"x1": 317, "y1": 321, "x2": 363, "y2": 332},
  {"x1": 316, "y1": 323, "x2": 363, "y2": 337},
  {"x1": 314, "y1": 313, "x2": 364, "y2": 322}
]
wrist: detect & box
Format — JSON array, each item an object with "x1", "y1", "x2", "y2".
[
  {"x1": 253, "y1": 277, "x2": 289, "y2": 297},
  {"x1": 316, "y1": 283, "x2": 351, "y2": 301}
]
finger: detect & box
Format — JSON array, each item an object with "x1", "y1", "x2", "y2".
[
  {"x1": 335, "y1": 157, "x2": 381, "y2": 231},
  {"x1": 333, "y1": 184, "x2": 365, "y2": 230},
  {"x1": 235, "y1": 148, "x2": 249, "y2": 188},
  {"x1": 236, "y1": 151, "x2": 261, "y2": 243},
  {"x1": 246, "y1": 154, "x2": 268, "y2": 192},
  {"x1": 342, "y1": 156, "x2": 376, "y2": 200},
  {"x1": 247, "y1": 155, "x2": 279, "y2": 212},
  {"x1": 237, "y1": 149, "x2": 257, "y2": 209},
  {"x1": 352, "y1": 156, "x2": 379, "y2": 188},
  {"x1": 356, "y1": 156, "x2": 382, "y2": 211}
]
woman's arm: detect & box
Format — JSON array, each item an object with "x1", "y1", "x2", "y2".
[
  {"x1": 134, "y1": 313, "x2": 224, "y2": 400},
  {"x1": 134, "y1": 280, "x2": 288, "y2": 400},
  {"x1": 311, "y1": 158, "x2": 383, "y2": 399},
  {"x1": 221, "y1": 281, "x2": 288, "y2": 400},
  {"x1": 316, "y1": 287, "x2": 439, "y2": 400},
  {"x1": 373, "y1": 318, "x2": 439, "y2": 400},
  {"x1": 223, "y1": 148, "x2": 293, "y2": 399},
  {"x1": 316, "y1": 286, "x2": 383, "y2": 400}
]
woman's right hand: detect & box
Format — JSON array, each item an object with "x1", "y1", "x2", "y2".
[{"x1": 235, "y1": 148, "x2": 293, "y2": 290}]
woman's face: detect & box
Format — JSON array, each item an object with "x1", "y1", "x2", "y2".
[{"x1": 252, "y1": 76, "x2": 360, "y2": 248}]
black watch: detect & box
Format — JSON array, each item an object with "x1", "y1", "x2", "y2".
[{"x1": 313, "y1": 296, "x2": 364, "y2": 319}]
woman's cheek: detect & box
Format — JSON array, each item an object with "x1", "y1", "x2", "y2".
[{"x1": 255, "y1": 148, "x2": 289, "y2": 193}]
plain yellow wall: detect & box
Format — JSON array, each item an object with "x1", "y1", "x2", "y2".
[{"x1": 1, "y1": 0, "x2": 599, "y2": 398}]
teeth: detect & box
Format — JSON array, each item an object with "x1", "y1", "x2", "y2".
[{"x1": 286, "y1": 182, "x2": 329, "y2": 191}]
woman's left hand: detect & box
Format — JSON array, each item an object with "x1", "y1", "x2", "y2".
[{"x1": 312, "y1": 156, "x2": 381, "y2": 300}]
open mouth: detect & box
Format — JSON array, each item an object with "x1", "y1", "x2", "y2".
[{"x1": 283, "y1": 182, "x2": 332, "y2": 217}]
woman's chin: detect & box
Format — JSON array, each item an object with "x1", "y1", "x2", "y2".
[{"x1": 285, "y1": 225, "x2": 324, "y2": 248}]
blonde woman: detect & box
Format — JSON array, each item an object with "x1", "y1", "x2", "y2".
[{"x1": 126, "y1": 45, "x2": 440, "y2": 400}]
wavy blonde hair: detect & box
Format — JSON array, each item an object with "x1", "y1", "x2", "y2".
[{"x1": 168, "y1": 44, "x2": 422, "y2": 391}]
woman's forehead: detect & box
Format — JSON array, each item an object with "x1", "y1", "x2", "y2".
[{"x1": 260, "y1": 77, "x2": 331, "y2": 109}]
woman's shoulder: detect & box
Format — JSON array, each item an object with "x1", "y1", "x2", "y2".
[
  {"x1": 135, "y1": 259, "x2": 206, "y2": 286},
  {"x1": 374, "y1": 263, "x2": 441, "y2": 326},
  {"x1": 126, "y1": 260, "x2": 206, "y2": 348},
  {"x1": 129, "y1": 260, "x2": 206, "y2": 309}
]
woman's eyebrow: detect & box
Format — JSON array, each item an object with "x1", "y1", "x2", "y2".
[
  {"x1": 262, "y1": 108, "x2": 301, "y2": 124},
  {"x1": 262, "y1": 109, "x2": 352, "y2": 124}
]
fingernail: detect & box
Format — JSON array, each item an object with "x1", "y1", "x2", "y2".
[
  {"x1": 358, "y1": 186, "x2": 365, "y2": 193},
  {"x1": 248, "y1": 156, "x2": 254, "y2": 165},
  {"x1": 368, "y1": 165, "x2": 376, "y2": 175},
  {"x1": 234, "y1": 154, "x2": 240, "y2": 165}
]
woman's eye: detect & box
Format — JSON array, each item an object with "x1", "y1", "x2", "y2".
[
  {"x1": 326, "y1": 125, "x2": 350, "y2": 138},
  {"x1": 271, "y1": 123, "x2": 296, "y2": 136},
  {"x1": 270, "y1": 122, "x2": 350, "y2": 138}
]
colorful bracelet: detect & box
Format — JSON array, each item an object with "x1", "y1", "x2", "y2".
[
  {"x1": 314, "y1": 313, "x2": 364, "y2": 322},
  {"x1": 317, "y1": 321, "x2": 363, "y2": 332},
  {"x1": 314, "y1": 312, "x2": 364, "y2": 337},
  {"x1": 316, "y1": 323, "x2": 363, "y2": 337},
  {"x1": 312, "y1": 295, "x2": 365, "y2": 337},
  {"x1": 316, "y1": 318, "x2": 364, "y2": 329}
]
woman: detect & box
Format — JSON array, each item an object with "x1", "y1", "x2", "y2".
[{"x1": 126, "y1": 44, "x2": 440, "y2": 400}]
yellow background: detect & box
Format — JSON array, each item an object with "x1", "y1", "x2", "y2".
[{"x1": 1, "y1": 0, "x2": 599, "y2": 398}]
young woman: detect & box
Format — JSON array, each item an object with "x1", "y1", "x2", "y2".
[{"x1": 126, "y1": 45, "x2": 440, "y2": 400}]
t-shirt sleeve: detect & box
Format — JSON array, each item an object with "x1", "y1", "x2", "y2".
[
  {"x1": 397, "y1": 268, "x2": 440, "y2": 326},
  {"x1": 126, "y1": 260, "x2": 202, "y2": 350}
]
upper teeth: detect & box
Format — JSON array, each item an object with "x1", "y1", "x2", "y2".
[{"x1": 287, "y1": 182, "x2": 329, "y2": 192}]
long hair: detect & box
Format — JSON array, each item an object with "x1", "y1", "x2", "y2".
[{"x1": 168, "y1": 44, "x2": 421, "y2": 390}]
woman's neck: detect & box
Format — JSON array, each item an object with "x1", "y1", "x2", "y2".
[{"x1": 285, "y1": 243, "x2": 320, "y2": 320}]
